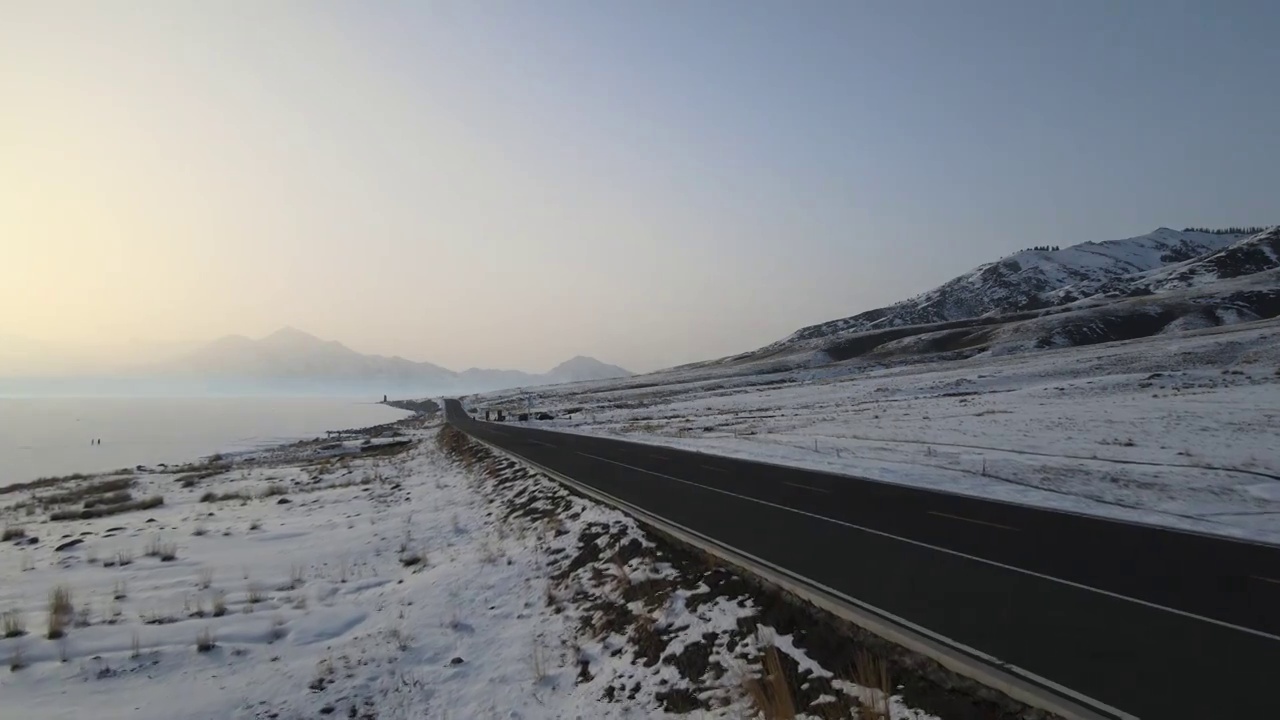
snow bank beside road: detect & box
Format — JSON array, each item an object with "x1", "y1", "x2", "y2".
[
  {"x1": 1, "y1": 418, "x2": 946, "y2": 719},
  {"x1": 470, "y1": 319, "x2": 1280, "y2": 543}
]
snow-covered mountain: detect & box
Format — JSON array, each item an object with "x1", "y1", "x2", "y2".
[
  {"x1": 157, "y1": 328, "x2": 631, "y2": 393},
  {"x1": 1063, "y1": 226, "x2": 1280, "y2": 298},
  {"x1": 777, "y1": 228, "x2": 1259, "y2": 349}
]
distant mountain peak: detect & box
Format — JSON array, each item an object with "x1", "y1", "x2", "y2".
[
  {"x1": 546, "y1": 355, "x2": 632, "y2": 382},
  {"x1": 261, "y1": 326, "x2": 325, "y2": 343},
  {"x1": 555, "y1": 355, "x2": 604, "y2": 367}
]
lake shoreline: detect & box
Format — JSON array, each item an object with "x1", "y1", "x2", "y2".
[{"x1": 1, "y1": 397, "x2": 422, "y2": 488}]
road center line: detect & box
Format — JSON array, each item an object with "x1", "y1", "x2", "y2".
[
  {"x1": 574, "y1": 451, "x2": 1280, "y2": 644},
  {"x1": 700, "y1": 464, "x2": 728, "y2": 473},
  {"x1": 927, "y1": 511, "x2": 1018, "y2": 531},
  {"x1": 649, "y1": 453, "x2": 670, "y2": 460},
  {"x1": 786, "y1": 481, "x2": 830, "y2": 494},
  {"x1": 527, "y1": 439, "x2": 554, "y2": 447},
  {"x1": 1252, "y1": 575, "x2": 1280, "y2": 586}
]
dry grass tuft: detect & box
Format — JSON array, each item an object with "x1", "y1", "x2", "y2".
[
  {"x1": 198, "y1": 566, "x2": 214, "y2": 590},
  {"x1": 200, "y1": 491, "x2": 247, "y2": 503},
  {"x1": 196, "y1": 627, "x2": 216, "y2": 652},
  {"x1": 744, "y1": 645, "x2": 797, "y2": 720},
  {"x1": 49, "y1": 494, "x2": 162, "y2": 522},
  {"x1": 530, "y1": 638, "x2": 549, "y2": 682},
  {"x1": 1, "y1": 524, "x2": 25, "y2": 541},
  {"x1": 260, "y1": 483, "x2": 288, "y2": 499},
  {"x1": 39, "y1": 476, "x2": 134, "y2": 506},
  {"x1": 143, "y1": 535, "x2": 163, "y2": 557},
  {"x1": 47, "y1": 585, "x2": 73, "y2": 639},
  {"x1": 211, "y1": 589, "x2": 228, "y2": 617},
  {"x1": 852, "y1": 651, "x2": 894, "y2": 720},
  {"x1": 2, "y1": 610, "x2": 25, "y2": 638},
  {"x1": 388, "y1": 625, "x2": 413, "y2": 651}
]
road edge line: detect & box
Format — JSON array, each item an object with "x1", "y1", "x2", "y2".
[{"x1": 456, "y1": 424, "x2": 1135, "y2": 720}]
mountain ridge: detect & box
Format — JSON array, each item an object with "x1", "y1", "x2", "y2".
[
  {"x1": 156, "y1": 328, "x2": 631, "y2": 393},
  {"x1": 772, "y1": 227, "x2": 1266, "y2": 352}
]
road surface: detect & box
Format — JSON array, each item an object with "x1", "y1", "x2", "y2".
[{"x1": 444, "y1": 399, "x2": 1280, "y2": 718}]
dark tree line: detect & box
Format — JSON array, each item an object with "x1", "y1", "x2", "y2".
[
  {"x1": 1021, "y1": 245, "x2": 1061, "y2": 252},
  {"x1": 1182, "y1": 226, "x2": 1272, "y2": 235}
]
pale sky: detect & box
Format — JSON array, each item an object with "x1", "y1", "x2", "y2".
[{"x1": 2, "y1": 1, "x2": 1277, "y2": 373}]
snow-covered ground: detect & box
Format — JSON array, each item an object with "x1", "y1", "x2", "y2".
[
  {"x1": 0, "y1": 419, "x2": 943, "y2": 719},
  {"x1": 468, "y1": 318, "x2": 1280, "y2": 544}
]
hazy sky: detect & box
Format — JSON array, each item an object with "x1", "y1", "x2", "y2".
[{"x1": 3, "y1": 1, "x2": 1277, "y2": 373}]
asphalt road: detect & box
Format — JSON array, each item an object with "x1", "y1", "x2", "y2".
[{"x1": 444, "y1": 399, "x2": 1280, "y2": 718}]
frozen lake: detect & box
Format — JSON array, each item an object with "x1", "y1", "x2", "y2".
[{"x1": 0, "y1": 396, "x2": 412, "y2": 486}]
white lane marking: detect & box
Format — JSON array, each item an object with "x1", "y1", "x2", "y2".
[
  {"x1": 587, "y1": 435, "x2": 1280, "y2": 551},
  {"x1": 481, "y1": 439, "x2": 1136, "y2": 720},
  {"x1": 527, "y1": 439, "x2": 554, "y2": 447},
  {"x1": 927, "y1": 511, "x2": 1018, "y2": 531},
  {"x1": 1252, "y1": 575, "x2": 1280, "y2": 586},
  {"x1": 786, "y1": 481, "x2": 830, "y2": 494},
  {"x1": 700, "y1": 464, "x2": 728, "y2": 473},
  {"x1": 649, "y1": 453, "x2": 670, "y2": 460},
  {"x1": 574, "y1": 451, "x2": 1280, "y2": 644}
]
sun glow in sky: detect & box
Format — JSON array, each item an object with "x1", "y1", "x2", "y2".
[{"x1": 3, "y1": 1, "x2": 1277, "y2": 373}]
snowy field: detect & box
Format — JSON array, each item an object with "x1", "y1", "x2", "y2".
[
  {"x1": 469, "y1": 318, "x2": 1280, "y2": 544},
  {"x1": 0, "y1": 419, "x2": 943, "y2": 719}
]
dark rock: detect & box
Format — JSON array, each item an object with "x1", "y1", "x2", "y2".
[
  {"x1": 449, "y1": 656, "x2": 464, "y2": 665},
  {"x1": 145, "y1": 518, "x2": 157, "y2": 523},
  {"x1": 276, "y1": 497, "x2": 291, "y2": 505},
  {"x1": 55, "y1": 539, "x2": 84, "y2": 552}
]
